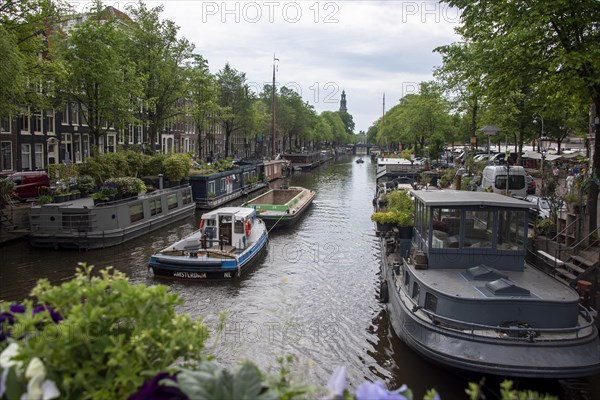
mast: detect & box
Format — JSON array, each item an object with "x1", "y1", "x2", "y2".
[{"x1": 271, "y1": 54, "x2": 279, "y2": 158}]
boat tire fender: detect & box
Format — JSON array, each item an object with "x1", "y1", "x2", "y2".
[{"x1": 379, "y1": 280, "x2": 389, "y2": 303}]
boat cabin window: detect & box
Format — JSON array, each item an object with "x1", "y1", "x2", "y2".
[
  {"x1": 204, "y1": 226, "x2": 216, "y2": 239},
  {"x1": 129, "y1": 203, "x2": 144, "y2": 223},
  {"x1": 497, "y1": 210, "x2": 526, "y2": 250},
  {"x1": 167, "y1": 194, "x2": 178, "y2": 210},
  {"x1": 424, "y1": 292, "x2": 437, "y2": 313},
  {"x1": 208, "y1": 181, "x2": 215, "y2": 195},
  {"x1": 234, "y1": 219, "x2": 244, "y2": 234},
  {"x1": 150, "y1": 199, "x2": 162, "y2": 216},
  {"x1": 219, "y1": 178, "x2": 226, "y2": 191},
  {"x1": 432, "y1": 208, "x2": 460, "y2": 248},
  {"x1": 411, "y1": 282, "x2": 420, "y2": 300},
  {"x1": 183, "y1": 190, "x2": 192, "y2": 204},
  {"x1": 464, "y1": 210, "x2": 493, "y2": 248}
]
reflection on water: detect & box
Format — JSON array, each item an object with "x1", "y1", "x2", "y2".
[{"x1": 0, "y1": 155, "x2": 594, "y2": 398}]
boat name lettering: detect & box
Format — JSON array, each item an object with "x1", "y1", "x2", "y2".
[{"x1": 173, "y1": 271, "x2": 206, "y2": 279}]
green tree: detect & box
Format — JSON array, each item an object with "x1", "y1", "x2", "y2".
[
  {"x1": 127, "y1": 1, "x2": 195, "y2": 150},
  {"x1": 186, "y1": 55, "x2": 221, "y2": 159},
  {"x1": 446, "y1": 0, "x2": 600, "y2": 235},
  {"x1": 57, "y1": 0, "x2": 138, "y2": 150},
  {"x1": 0, "y1": 0, "x2": 66, "y2": 118},
  {"x1": 337, "y1": 110, "x2": 355, "y2": 135},
  {"x1": 216, "y1": 63, "x2": 254, "y2": 158}
]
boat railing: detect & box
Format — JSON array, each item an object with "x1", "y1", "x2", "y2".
[{"x1": 394, "y1": 268, "x2": 597, "y2": 341}]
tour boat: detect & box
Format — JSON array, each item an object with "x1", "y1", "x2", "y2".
[
  {"x1": 29, "y1": 185, "x2": 195, "y2": 250},
  {"x1": 148, "y1": 207, "x2": 268, "y2": 280},
  {"x1": 243, "y1": 186, "x2": 315, "y2": 229},
  {"x1": 379, "y1": 190, "x2": 600, "y2": 378}
]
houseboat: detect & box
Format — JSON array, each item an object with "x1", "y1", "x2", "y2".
[
  {"x1": 244, "y1": 186, "x2": 315, "y2": 229},
  {"x1": 29, "y1": 185, "x2": 195, "y2": 250},
  {"x1": 189, "y1": 163, "x2": 267, "y2": 209},
  {"x1": 148, "y1": 207, "x2": 268, "y2": 280},
  {"x1": 284, "y1": 152, "x2": 322, "y2": 171},
  {"x1": 262, "y1": 159, "x2": 290, "y2": 181},
  {"x1": 376, "y1": 157, "x2": 422, "y2": 182},
  {"x1": 379, "y1": 190, "x2": 600, "y2": 378}
]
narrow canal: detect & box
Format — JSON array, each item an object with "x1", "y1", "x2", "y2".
[{"x1": 1, "y1": 156, "x2": 594, "y2": 398}]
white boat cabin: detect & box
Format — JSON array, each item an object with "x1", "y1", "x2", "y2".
[{"x1": 200, "y1": 207, "x2": 258, "y2": 250}]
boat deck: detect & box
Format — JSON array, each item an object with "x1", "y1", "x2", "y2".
[{"x1": 407, "y1": 261, "x2": 578, "y2": 303}]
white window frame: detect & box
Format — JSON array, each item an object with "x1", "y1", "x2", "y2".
[
  {"x1": 63, "y1": 133, "x2": 73, "y2": 162},
  {"x1": 1, "y1": 141, "x2": 13, "y2": 171},
  {"x1": 21, "y1": 143, "x2": 31, "y2": 170},
  {"x1": 62, "y1": 103, "x2": 69, "y2": 125},
  {"x1": 46, "y1": 110, "x2": 55, "y2": 134},
  {"x1": 33, "y1": 110, "x2": 43, "y2": 134},
  {"x1": 21, "y1": 108, "x2": 30, "y2": 134},
  {"x1": 34, "y1": 143, "x2": 44, "y2": 169}
]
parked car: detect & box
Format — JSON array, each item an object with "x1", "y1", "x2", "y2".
[
  {"x1": 523, "y1": 195, "x2": 566, "y2": 225},
  {"x1": 526, "y1": 174, "x2": 536, "y2": 195},
  {"x1": 5, "y1": 171, "x2": 50, "y2": 201}
]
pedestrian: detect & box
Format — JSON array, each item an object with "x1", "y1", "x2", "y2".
[
  {"x1": 566, "y1": 171, "x2": 575, "y2": 192},
  {"x1": 552, "y1": 165, "x2": 559, "y2": 179}
]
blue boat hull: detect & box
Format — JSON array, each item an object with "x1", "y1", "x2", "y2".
[{"x1": 149, "y1": 232, "x2": 268, "y2": 280}]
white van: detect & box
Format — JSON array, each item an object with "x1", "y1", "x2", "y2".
[{"x1": 478, "y1": 165, "x2": 527, "y2": 198}]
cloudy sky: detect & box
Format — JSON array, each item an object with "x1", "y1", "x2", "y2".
[{"x1": 96, "y1": 1, "x2": 461, "y2": 133}]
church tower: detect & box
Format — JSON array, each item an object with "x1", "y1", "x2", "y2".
[{"x1": 339, "y1": 90, "x2": 347, "y2": 112}]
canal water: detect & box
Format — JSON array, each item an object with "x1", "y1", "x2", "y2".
[{"x1": 0, "y1": 156, "x2": 595, "y2": 399}]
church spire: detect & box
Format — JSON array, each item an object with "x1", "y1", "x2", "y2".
[{"x1": 339, "y1": 90, "x2": 347, "y2": 112}]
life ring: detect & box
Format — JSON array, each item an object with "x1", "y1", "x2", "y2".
[
  {"x1": 199, "y1": 219, "x2": 205, "y2": 231},
  {"x1": 245, "y1": 219, "x2": 251, "y2": 236}
]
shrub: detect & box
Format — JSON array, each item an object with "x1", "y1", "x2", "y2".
[
  {"x1": 104, "y1": 177, "x2": 146, "y2": 196},
  {"x1": 163, "y1": 153, "x2": 192, "y2": 182},
  {"x1": 1, "y1": 264, "x2": 206, "y2": 399}
]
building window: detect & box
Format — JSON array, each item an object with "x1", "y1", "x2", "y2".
[
  {"x1": 82, "y1": 134, "x2": 90, "y2": 158},
  {"x1": 46, "y1": 110, "x2": 55, "y2": 134},
  {"x1": 62, "y1": 104, "x2": 69, "y2": 125},
  {"x1": 33, "y1": 111, "x2": 43, "y2": 133},
  {"x1": 1, "y1": 117, "x2": 10, "y2": 133},
  {"x1": 74, "y1": 135, "x2": 81, "y2": 163},
  {"x1": 128, "y1": 125, "x2": 134, "y2": 144},
  {"x1": 70, "y1": 103, "x2": 79, "y2": 125},
  {"x1": 21, "y1": 143, "x2": 31, "y2": 170},
  {"x1": 63, "y1": 133, "x2": 72, "y2": 162},
  {"x1": 21, "y1": 112, "x2": 30, "y2": 133},
  {"x1": 34, "y1": 143, "x2": 44, "y2": 169},
  {"x1": 107, "y1": 134, "x2": 116, "y2": 153},
  {"x1": 1, "y1": 141, "x2": 13, "y2": 171}
]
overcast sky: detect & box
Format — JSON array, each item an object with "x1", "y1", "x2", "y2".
[{"x1": 92, "y1": 1, "x2": 461, "y2": 133}]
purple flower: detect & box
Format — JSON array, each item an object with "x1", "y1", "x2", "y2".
[
  {"x1": 324, "y1": 366, "x2": 346, "y2": 399},
  {"x1": 356, "y1": 381, "x2": 408, "y2": 400},
  {"x1": 9, "y1": 304, "x2": 26, "y2": 314},
  {"x1": 127, "y1": 372, "x2": 187, "y2": 400},
  {"x1": 32, "y1": 305, "x2": 63, "y2": 323},
  {"x1": 0, "y1": 312, "x2": 16, "y2": 341}
]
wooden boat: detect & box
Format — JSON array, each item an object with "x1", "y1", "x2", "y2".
[
  {"x1": 148, "y1": 207, "x2": 267, "y2": 280},
  {"x1": 356, "y1": 158, "x2": 365, "y2": 163},
  {"x1": 244, "y1": 186, "x2": 315, "y2": 229},
  {"x1": 29, "y1": 185, "x2": 195, "y2": 250},
  {"x1": 379, "y1": 190, "x2": 600, "y2": 378}
]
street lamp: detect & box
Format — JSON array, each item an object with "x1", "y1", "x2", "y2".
[
  {"x1": 481, "y1": 124, "x2": 500, "y2": 162},
  {"x1": 533, "y1": 114, "x2": 544, "y2": 150},
  {"x1": 538, "y1": 135, "x2": 551, "y2": 192}
]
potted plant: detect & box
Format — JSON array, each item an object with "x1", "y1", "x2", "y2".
[
  {"x1": 91, "y1": 191, "x2": 109, "y2": 206},
  {"x1": 163, "y1": 154, "x2": 191, "y2": 186},
  {"x1": 371, "y1": 211, "x2": 400, "y2": 232},
  {"x1": 76, "y1": 175, "x2": 96, "y2": 197},
  {"x1": 535, "y1": 217, "x2": 556, "y2": 238},
  {"x1": 37, "y1": 194, "x2": 54, "y2": 205}
]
